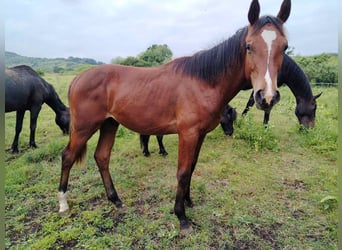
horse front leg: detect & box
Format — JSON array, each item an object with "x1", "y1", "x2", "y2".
[
  {"x1": 263, "y1": 111, "x2": 270, "y2": 126},
  {"x1": 174, "y1": 132, "x2": 205, "y2": 233},
  {"x1": 11, "y1": 110, "x2": 25, "y2": 153},
  {"x1": 184, "y1": 134, "x2": 205, "y2": 208},
  {"x1": 94, "y1": 118, "x2": 122, "y2": 207},
  {"x1": 242, "y1": 91, "x2": 255, "y2": 116},
  {"x1": 156, "y1": 135, "x2": 168, "y2": 156},
  {"x1": 29, "y1": 105, "x2": 42, "y2": 148}
]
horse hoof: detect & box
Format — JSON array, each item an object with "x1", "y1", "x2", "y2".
[
  {"x1": 180, "y1": 225, "x2": 194, "y2": 235},
  {"x1": 115, "y1": 200, "x2": 125, "y2": 208},
  {"x1": 59, "y1": 208, "x2": 70, "y2": 217},
  {"x1": 143, "y1": 152, "x2": 151, "y2": 157},
  {"x1": 159, "y1": 151, "x2": 168, "y2": 157}
]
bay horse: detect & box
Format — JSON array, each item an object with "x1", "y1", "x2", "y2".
[
  {"x1": 5, "y1": 65, "x2": 70, "y2": 153},
  {"x1": 140, "y1": 104, "x2": 237, "y2": 157},
  {"x1": 241, "y1": 54, "x2": 322, "y2": 127},
  {"x1": 58, "y1": 0, "x2": 291, "y2": 233}
]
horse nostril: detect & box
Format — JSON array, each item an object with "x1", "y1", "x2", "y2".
[
  {"x1": 255, "y1": 89, "x2": 264, "y2": 105},
  {"x1": 273, "y1": 90, "x2": 280, "y2": 105}
]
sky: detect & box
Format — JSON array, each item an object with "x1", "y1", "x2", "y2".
[{"x1": 4, "y1": 0, "x2": 338, "y2": 63}]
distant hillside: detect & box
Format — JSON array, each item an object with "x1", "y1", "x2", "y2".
[{"x1": 5, "y1": 51, "x2": 104, "y2": 73}]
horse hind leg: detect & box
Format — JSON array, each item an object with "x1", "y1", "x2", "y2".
[
  {"x1": 58, "y1": 126, "x2": 95, "y2": 214},
  {"x1": 94, "y1": 118, "x2": 123, "y2": 208},
  {"x1": 140, "y1": 134, "x2": 151, "y2": 157}
]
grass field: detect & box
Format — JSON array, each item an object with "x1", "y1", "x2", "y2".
[{"x1": 5, "y1": 72, "x2": 337, "y2": 249}]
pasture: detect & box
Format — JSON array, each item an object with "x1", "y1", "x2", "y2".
[{"x1": 5, "y1": 72, "x2": 337, "y2": 249}]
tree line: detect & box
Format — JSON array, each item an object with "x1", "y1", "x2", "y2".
[
  {"x1": 111, "y1": 45, "x2": 338, "y2": 84},
  {"x1": 5, "y1": 46, "x2": 338, "y2": 83},
  {"x1": 292, "y1": 53, "x2": 338, "y2": 84}
]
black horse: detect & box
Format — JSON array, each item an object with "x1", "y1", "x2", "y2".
[
  {"x1": 5, "y1": 65, "x2": 70, "y2": 153},
  {"x1": 242, "y1": 54, "x2": 322, "y2": 127},
  {"x1": 140, "y1": 104, "x2": 237, "y2": 157}
]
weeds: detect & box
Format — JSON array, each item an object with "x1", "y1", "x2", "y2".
[{"x1": 233, "y1": 114, "x2": 279, "y2": 152}]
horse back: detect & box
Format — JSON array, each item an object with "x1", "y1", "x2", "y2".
[
  {"x1": 68, "y1": 64, "x2": 223, "y2": 135},
  {"x1": 5, "y1": 66, "x2": 50, "y2": 112}
]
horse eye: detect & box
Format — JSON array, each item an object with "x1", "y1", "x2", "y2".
[{"x1": 246, "y1": 44, "x2": 252, "y2": 53}]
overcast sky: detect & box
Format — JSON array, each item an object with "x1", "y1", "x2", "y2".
[{"x1": 5, "y1": 0, "x2": 338, "y2": 63}]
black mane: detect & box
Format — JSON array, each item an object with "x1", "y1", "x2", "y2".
[
  {"x1": 278, "y1": 55, "x2": 313, "y2": 99},
  {"x1": 172, "y1": 15, "x2": 285, "y2": 85},
  {"x1": 172, "y1": 28, "x2": 247, "y2": 85}
]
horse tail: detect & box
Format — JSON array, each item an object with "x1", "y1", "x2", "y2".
[
  {"x1": 68, "y1": 114, "x2": 87, "y2": 168},
  {"x1": 75, "y1": 144, "x2": 87, "y2": 168}
]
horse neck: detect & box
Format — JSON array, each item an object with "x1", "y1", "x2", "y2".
[
  {"x1": 279, "y1": 55, "x2": 313, "y2": 103},
  {"x1": 44, "y1": 84, "x2": 68, "y2": 116}
]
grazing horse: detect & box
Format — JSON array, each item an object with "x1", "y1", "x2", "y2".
[
  {"x1": 58, "y1": 0, "x2": 291, "y2": 233},
  {"x1": 140, "y1": 104, "x2": 237, "y2": 157},
  {"x1": 5, "y1": 65, "x2": 70, "y2": 153},
  {"x1": 241, "y1": 54, "x2": 322, "y2": 127}
]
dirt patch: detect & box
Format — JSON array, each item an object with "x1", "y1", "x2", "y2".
[
  {"x1": 283, "y1": 179, "x2": 307, "y2": 190},
  {"x1": 55, "y1": 238, "x2": 78, "y2": 249},
  {"x1": 210, "y1": 221, "x2": 283, "y2": 249}
]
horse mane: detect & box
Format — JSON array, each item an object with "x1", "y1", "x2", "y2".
[
  {"x1": 171, "y1": 27, "x2": 247, "y2": 85},
  {"x1": 251, "y1": 15, "x2": 285, "y2": 36},
  {"x1": 171, "y1": 15, "x2": 285, "y2": 85},
  {"x1": 279, "y1": 55, "x2": 313, "y2": 99}
]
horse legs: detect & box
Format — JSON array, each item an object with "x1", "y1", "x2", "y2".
[
  {"x1": 11, "y1": 110, "x2": 25, "y2": 153},
  {"x1": 58, "y1": 131, "x2": 92, "y2": 214},
  {"x1": 184, "y1": 134, "x2": 205, "y2": 208},
  {"x1": 140, "y1": 134, "x2": 151, "y2": 157},
  {"x1": 58, "y1": 125, "x2": 98, "y2": 214},
  {"x1": 263, "y1": 111, "x2": 270, "y2": 125},
  {"x1": 242, "y1": 91, "x2": 255, "y2": 116},
  {"x1": 174, "y1": 132, "x2": 206, "y2": 232},
  {"x1": 29, "y1": 105, "x2": 42, "y2": 148},
  {"x1": 94, "y1": 118, "x2": 122, "y2": 207},
  {"x1": 156, "y1": 135, "x2": 168, "y2": 156}
]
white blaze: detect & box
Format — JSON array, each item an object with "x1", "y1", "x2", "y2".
[{"x1": 261, "y1": 30, "x2": 277, "y2": 102}]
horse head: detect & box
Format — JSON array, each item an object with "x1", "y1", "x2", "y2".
[
  {"x1": 295, "y1": 92, "x2": 322, "y2": 128},
  {"x1": 220, "y1": 104, "x2": 237, "y2": 136},
  {"x1": 244, "y1": 0, "x2": 291, "y2": 112},
  {"x1": 56, "y1": 107, "x2": 70, "y2": 134}
]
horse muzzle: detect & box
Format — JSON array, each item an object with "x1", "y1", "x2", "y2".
[{"x1": 254, "y1": 89, "x2": 280, "y2": 112}]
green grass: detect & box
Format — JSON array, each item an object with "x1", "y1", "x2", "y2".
[{"x1": 5, "y1": 73, "x2": 337, "y2": 249}]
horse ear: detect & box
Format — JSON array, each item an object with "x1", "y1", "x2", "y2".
[
  {"x1": 277, "y1": 0, "x2": 291, "y2": 23},
  {"x1": 248, "y1": 0, "x2": 260, "y2": 25},
  {"x1": 314, "y1": 92, "x2": 322, "y2": 100}
]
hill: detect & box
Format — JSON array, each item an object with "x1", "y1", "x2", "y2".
[{"x1": 5, "y1": 51, "x2": 104, "y2": 73}]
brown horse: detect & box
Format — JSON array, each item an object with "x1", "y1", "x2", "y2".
[{"x1": 58, "y1": 0, "x2": 291, "y2": 233}]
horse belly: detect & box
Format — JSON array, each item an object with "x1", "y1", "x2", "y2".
[{"x1": 109, "y1": 100, "x2": 177, "y2": 135}]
